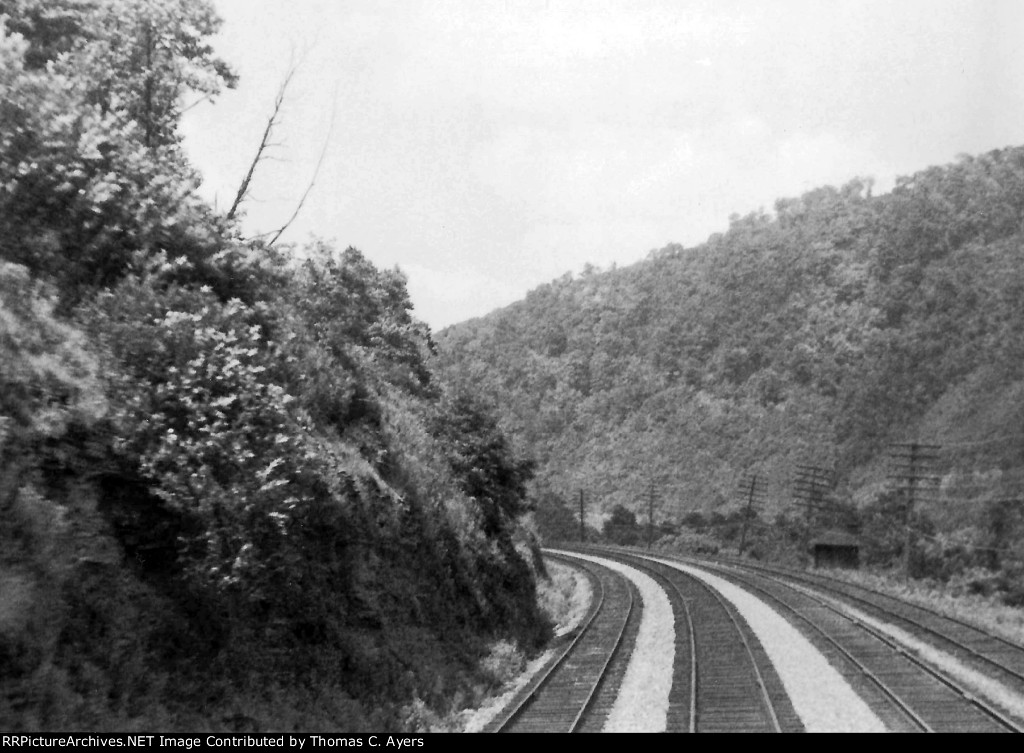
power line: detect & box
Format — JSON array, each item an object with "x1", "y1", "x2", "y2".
[
  {"x1": 934, "y1": 434, "x2": 1024, "y2": 449},
  {"x1": 904, "y1": 523, "x2": 1024, "y2": 556}
]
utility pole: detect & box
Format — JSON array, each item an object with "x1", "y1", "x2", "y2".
[
  {"x1": 737, "y1": 473, "x2": 766, "y2": 556},
  {"x1": 792, "y1": 463, "x2": 836, "y2": 561},
  {"x1": 889, "y1": 442, "x2": 941, "y2": 580},
  {"x1": 793, "y1": 465, "x2": 835, "y2": 518},
  {"x1": 579, "y1": 489, "x2": 585, "y2": 543},
  {"x1": 646, "y1": 481, "x2": 657, "y2": 550}
]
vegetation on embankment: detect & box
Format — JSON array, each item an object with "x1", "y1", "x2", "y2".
[
  {"x1": 1, "y1": 1, "x2": 548, "y2": 730},
  {"x1": 443, "y1": 558, "x2": 595, "y2": 732},
  {"x1": 808, "y1": 566, "x2": 1024, "y2": 645},
  {"x1": 436, "y1": 143, "x2": 1024, "y2": 605}
]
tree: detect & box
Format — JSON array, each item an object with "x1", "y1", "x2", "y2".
[
  {"x1": 531, "y1": 488, "x2": 578, "y2": 542},
  {"x1": 603, "y1": 504, "x2": 640, "y2": 545},
  {"x1": 0, "y1": 1, "x2": 91, "y2": 64},
  {"x1": 294, "y1": 243, "x2": 435, "y2": 396},
  {"x1": 0, "y1": 1, "x2": 235, "y2": 303},
  {"x1": 63, "y1": 0, "x2": 237, "y2": 148},
  {"x1": 432, "y1": 390, "x2": 535, "y2": 537}
]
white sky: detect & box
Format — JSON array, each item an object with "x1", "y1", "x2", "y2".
[{"x1": 181, "y1": 0, "x2": 1024, "y2": 331}]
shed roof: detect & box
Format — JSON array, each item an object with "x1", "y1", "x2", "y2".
[{"x1": 810, "y1": 531, "x2": 860, "y2": 548}]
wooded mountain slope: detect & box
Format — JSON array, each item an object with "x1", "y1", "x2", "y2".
[{"x1": 436, "y1": 148, "x2": 1024, "y2": 574}]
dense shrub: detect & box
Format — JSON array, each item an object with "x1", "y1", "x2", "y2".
[{"x1": 1, "y1": 2, "x2": 550, "y2": 730}]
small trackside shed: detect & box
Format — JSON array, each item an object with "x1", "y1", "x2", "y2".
[{"x1": 810, "y1": 531, "x2": 860, "y2": 569}]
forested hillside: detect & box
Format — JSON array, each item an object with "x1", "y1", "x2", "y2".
[
  {"x1": 1, "y1": 1, "x2": 547, "y2": 730},
  {"x1": 436, "y1": 148, "x2": 1024, "y2": 594}
]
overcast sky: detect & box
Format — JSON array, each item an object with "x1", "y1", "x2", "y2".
[{"x1": 181, "y1": 0, "x2": 1024, "y2": 331}]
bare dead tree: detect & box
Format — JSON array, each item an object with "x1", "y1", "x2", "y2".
[
  {"x1": 227, "y1": 41, "x2": 338, "y2": 246},
  {"x1": 226, "y1": 64, "x2": 297, "y2": 222},
  {"x1": 265, "y1": 88, "x2": 337, "y2": 247}
]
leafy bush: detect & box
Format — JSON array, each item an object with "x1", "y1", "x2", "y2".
[
  {"x1": 2, "y1": 0, "x2": 553, "y2": 729},
  {"x1": 85, "y1": 275, "x2": 318, "y2": 594},
  {"x1": 602, "y1": 504, "x2": 641, "y2": 545}
]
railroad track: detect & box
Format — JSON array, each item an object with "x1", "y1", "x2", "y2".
[
  {"x1": 613, "y1": 553, "x2": 801, "y2": 732},
  {"x1": 556, "y1": 546, "x2": 802, "y2": 732},
  {"x1": 487, "y1": 553, "x2": 635, "y2": 733},
  {"x1": 719, "y1": 557, "x2": 1024, "y2": 697},
  {"x1": 627, "y1": 549, "x2": 1024, "y2": 732},
  {"x1": 491, "y1": 546, "x2": 1024, "y2": 731}
]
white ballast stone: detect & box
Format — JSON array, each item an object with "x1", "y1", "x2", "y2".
[
  {"x1": 648, "y1": 556, "x2": 887, "y2": 733},
  {"x1": 549, "y1": 550, "x2": 676, "y2": 732}
]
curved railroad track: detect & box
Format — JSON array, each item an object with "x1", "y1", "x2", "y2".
[
  {"x1": 487, "y1": 553, "x2": 635, "y2": 733},
  {"x1": 489, "y1": 546, "x2": 1024, "y2": 731},
  {"x1": 719, "y1": 556, "x2": 1024, "y2": 695},
  {"x1": 600, "y1": 551, "x2": 801, "y2": 732},
  {"x1": 627, "y1": 549, "x2": 1024, "y2": 732},
  {"x1": 519, "y1": 548, "x2": 801, "y2": 732}
]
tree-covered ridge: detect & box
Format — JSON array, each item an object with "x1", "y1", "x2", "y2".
[
  {"x1": 1, "y1": 1, "x2": 547, "y2": 730},
  {"x1": 436, "y1": 148, "x2": 1024, "y2": 591}
]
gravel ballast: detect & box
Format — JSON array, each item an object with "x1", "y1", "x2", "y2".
[
  {"x1": 792, "y1": 579, "x2": 1024, "y2": 721},
  {"x1": 551, "y1": 550, "x2": 676, "y2": 732},
  {"x1": 648, "y1": 556, "x2": 887, "y2": 732}
]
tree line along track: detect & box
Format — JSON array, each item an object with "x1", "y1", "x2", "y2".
[{"x1": 635, "y1": 549, "x2": 1024, "y2": 732}]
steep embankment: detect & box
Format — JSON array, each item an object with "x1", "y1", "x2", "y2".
[{"x1": 1, "y1": 2, "x2": 548, "y2": 731}]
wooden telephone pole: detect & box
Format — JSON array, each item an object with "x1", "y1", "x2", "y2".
[
  {"x1": 579, "y1": 489, "x2": 585, "y2": 543},
  {"x1": 737, "y1": 473, "x2": 766, "y2": 556},
  {"x1": 646, "y1": 481, "x2": 657, "y2": 550},
  {"x1": 792, "y1": 463, "x2": 836, "y2": 558},
  {"x1": 889, "y1": 442, "x2": 941, "y2": 580},
  {"x1": 792, "y1": 465, "x2": 836, "y2": 520}
]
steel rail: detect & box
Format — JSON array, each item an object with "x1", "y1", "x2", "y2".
[
  {"x1": 693, "y1": 571, "x2": 783, "y2": 732},
  {"x1": 725, "y1": 557, "x2": 1024, "y2": 687},
  {"x1": 683, "y1": 558, "x2": 933, "y2": 731},
  {"x1": 731, "y1": 557, "x2": 1024, "y2": 656},
  {"x1": 492, "y1": 552, "x2": 635, "y2": 733},
  {"x1": 489, "y1": 553, "x2": 606, "y2": 732},
  {"x1": 682, "y1": 594, "x2": 698, "y2": 733},
  {"x1": 611, "y1": 556, "x2": 699, "y2": 732},
  {"x1": 566, "y1": 563, "x2": 635, "y2": 732},
  {"x1": 595, "y1": 549, "x2": 784, "y2": 732},
  {"x1": 693, "y1": 556, "x2": 1023, "y2": 732}
]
